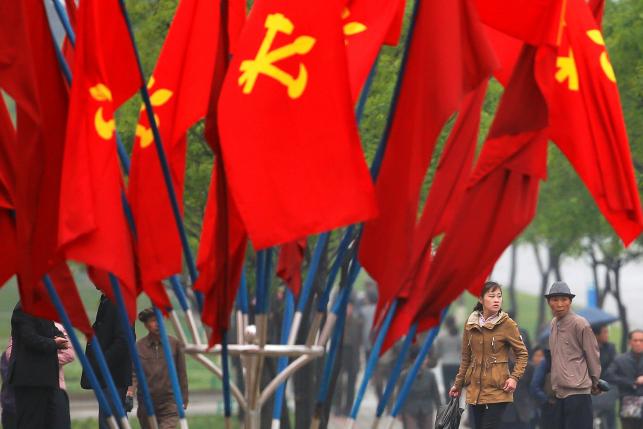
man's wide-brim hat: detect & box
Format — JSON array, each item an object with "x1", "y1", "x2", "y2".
[
  {"x1": 138, "y1": 308, "x2": 155, "y2": 323},
  {"x1": 544, "y1": 281, "x2": 576, "y2": 299}
]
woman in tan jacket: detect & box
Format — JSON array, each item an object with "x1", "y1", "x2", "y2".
[{"x1": 448, "y1": 281, "x2": 529, "y2": 429}]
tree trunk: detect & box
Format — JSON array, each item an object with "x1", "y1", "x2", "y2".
[
  {"x1": 611, "y1": 261, "x2": 630, "y2": 352},
  {"x1": 507, "y1": 244, "x2": 518, "y2": 317},
  {"x1": 588, "y1": 245, "x2": 602, "y2": 306},
  {"x1": 533, "y1": 243, "x2": 551, "y2": 334}
]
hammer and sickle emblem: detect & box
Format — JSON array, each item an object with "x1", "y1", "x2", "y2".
[
  {"x1": 342, "y1": 8, "x2": 367, "y2": 41},
  {"x1": 555, "y1": 48, "x2": 579, "y2": 91},
  {"x1": 90, "y1": 84, "x2": 116, "y2": 140},
  {"x1": 135, "y1": 76, "x2": 173, "y2": 149},
  {"x1": 239, "y1": 13, "x2": 316, "y2": 99},
  {"x1": 586, "y1": 30, "x2": 616, "y2": 83}
]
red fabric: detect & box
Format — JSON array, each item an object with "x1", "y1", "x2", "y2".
[
  {"x1": 227, "y1": 0, "x2": 247, "y2": 54},
  {"x1": 383, "y1": 46, "x2": 550, "y2": 352},
  {"x1": 194, "y1": 166, "x2": 248, "y2": 346},
  {"x1": 535, "y1": 0, "x2": 642, "y2": 246},
  {"x1": 383, "y1": 0, "x2": 406, "y2": 46},
  {"x1": 217, "y1": 0, "x2": 376, "y2": 249},
  {"x1": 474, "y1": 0, "x2": 563, "y2": 46},
  {"x1": 62, "y1": 0, "x2": 78, "y2": 68},
  {"x1": 276, "y1": 239, "x2": 306, "y2": 297},
  {"x1": 195, "y1": 6, "x2": 249, "y2": 346},
  {"x1": 484, "y1": 25, "x2": 522, "y2": 86},
  {"x1": 128, "y1": 0, "x2": 221, "y2": 308},
  {"x1": 0, "y1": 0, "x2": 69, "y2": 290},
  {"x1": 359, "y1": 0, "x2": 497, "y2": 327},
  {"x1": 344, "y1": 0, "x2": 403, "y2": 100},
  {"x1": 58, "y1": 0, "x2": 139, "y2": 321},
  {"x1": 0, "y1": 98, "x2": 15, "y2": 210}
]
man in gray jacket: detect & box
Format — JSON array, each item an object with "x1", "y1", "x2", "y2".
[
  {"x1": 606, "y1": 329, "x2": 643, "y2": 429},
  {"x1": 545, "y1": 282, "x2": 601, "y2": 429}
]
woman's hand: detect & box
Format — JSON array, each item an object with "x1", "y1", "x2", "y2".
[
  {"x1": 448, "y1": 386, "x2": 461, "y2": 398},
  {"x1": 502, "y1": 377, "x2": 517, "y2": 393}
]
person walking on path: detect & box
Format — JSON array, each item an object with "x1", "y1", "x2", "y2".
[
  {"x1": 81, "y1": 292, "x2": 133, "y2": 429},
  {"x1": 592, "y1": 325, "x2": 618, "y2": 429},
  {"x1": 435, "y1": 315, "x2": 462, "y2": 400},
  {"x1": 7, "y1": 303, "x2": 70, "y2": 429},
  {"x1": 545, "y1": 281, "x2": 601, "y2": 429},
  {"x1": 448, "y1": 281, "x2": 529, "y2": 429},
  {"x1": 128, "y1": 308, "x2": 188, "y2": 429},
  {"x1": 400, "y1": 351, "x2": 442, "y2": 429},
  {"x1": 605, "y1": 329, "x2": 643, "y2": 429}
]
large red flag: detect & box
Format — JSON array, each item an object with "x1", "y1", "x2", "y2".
[
  {"x1": 536, "y1": 0, "x2": 642, "y2": 245},
  {"x1": 58, "y1": 0, "x2": 139, "y2": 319},
  {"x1": 383, "y1": 46, "x2": 550, "y2": 352},
  {"x1": 217, "y1": 0, "x2": 377, "y2": 249},
  {"x1": 128, "y1": 0, "x2": 221, "y2": 308},
  {"x1": 194, "y1": 1, "x2": 249, "y2": 346},
  {"x1": 343, "y1": 0, "x2": 405, "y2": 100},
  {"x1": 276, "y1": 239, "x2": 306, "y2": 297},
  {"x1": 359, "y1": 0, "x2": 497, "y2": 326},
  {"x1": 0, "y1": 97, "x2": 16, "y2": 286}
]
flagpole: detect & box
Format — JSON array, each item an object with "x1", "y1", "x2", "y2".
[
  {"x1": 344, "y1": 299, "x2": 399, "y2": 429},
  {"x1": 42, "y1": 276, "x2": 120, "y2": 429},
  {"x1": 372, "y1": 321, "x2": 418, "y2": 429},
  {"x1": 109, "y1": 275, "x2": 160, "y2": 429},
  {"x1": 271, "y1": 288, "x2": 295, "y2": 429},
  {"x1": 384, "y1": 307, "x2": 449, "y2": 429},
  {"x1": 221, "y1": 330, "x2": 233, "y2": 429},
  {"x1": 50, "y1": 0, "x2": 76, "y2": 45},
  {"x1": 116, "y1": 0, "x2": 201, "y2": 297}
]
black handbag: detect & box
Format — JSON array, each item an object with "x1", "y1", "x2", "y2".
[{"x1": 435, "y1": 397, "x2": 464, "y2": 429}]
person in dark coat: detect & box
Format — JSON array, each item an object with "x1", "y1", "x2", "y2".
[
  {"x1": 592, "y1": 325, "x2": 618, "y2": 429},
  {"x1": 1, "y1": 343, "x2": 16, "y2": 429},
  {"x1": 81, "y1": 294, "x2": 133, "y2": 429},
  {"x1": 530, "y1": 349, "x2": 557, "y2": 429},
  {"x1": 400, "y1": 352, "x2": 442, "y2": 429},
  {"x1": 605, "y1": 329, "x2": 643, "y2": 429},
  {"x1": 7, "y1": 303, "x2": 70, "y2": 429}
]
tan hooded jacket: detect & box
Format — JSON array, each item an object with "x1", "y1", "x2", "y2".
[{"x1": 453, "y1": 311, "x2": 529, "y2": 404}]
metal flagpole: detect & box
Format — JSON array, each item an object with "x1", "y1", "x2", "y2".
[
  {"x1": 383, "y1": 307, "x2": 449, "y2": 429},
  {"x1": 43, "y1": 276, "x2": 120, "y2": 429},
  {"x1": 372, "y1": 322, "x2": 418, "y2": 429},
  {"x1": 345, "y1": 300, "x2": 399, "y2": 429}
]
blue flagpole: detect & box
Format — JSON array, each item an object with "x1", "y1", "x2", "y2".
[
  {"x1": 375, "y1": 322, "x2": 418, "y2": 418},
  {"x1": 347, "y1": 299, "x2": 399, "y2": 422},
  {"x1": 89, "y1": 337, "x2": 130, "y2": 428},
  {"x1": 236, "y1": 269, "x2": 249, "y2": 314},
  {"x1": 116, "y1": 0, "x2": 200, "y2": 292},
  {"x1": 109, "y1": 275, "x2": 158, "y2": 426},
  {"x1": 42, "y1": 276, "x2": 119, "y2": 429},
  {"x1": 388, "y1": 307, "x2": 449, "y2": 420},
  {"x1": 50, "y1": 0, "x2": 76, "y2": 45},
  {"x1": 152, "y1": 306, "x2": 187, "y2": 423},
  {"x1": 221, "y1": 330, "x2": 233, "y2": 422},
  {"x1": 272, "y1": 288, "x2": 295, "y2": 425}
]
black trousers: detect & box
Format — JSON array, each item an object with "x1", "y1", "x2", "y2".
[
  {"x1": 470, "y1": 402, "x2": 509, "y2": 429},
  {"x1": 13, "y1": 386, "x2": 56, "y2": 429},
  {"x1": 52, "y1": 388, "x2": 71, "y2": 429},
  {"x1": 553, "y1": 394, "x2": 593, "y2": 429}
]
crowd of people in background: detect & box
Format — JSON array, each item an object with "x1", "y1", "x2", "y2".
[{"x1": 0, "y1": 278, "x2": 641, "y2": 429}]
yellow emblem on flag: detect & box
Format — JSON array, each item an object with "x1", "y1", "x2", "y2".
[
  {"x1": 239, "y1": 13, "x2": 316, "y2": 99},
  {"x1": 135, "y1": 76, "x2": 174, "y2": 149},
  {"x1": 342, "y1": 8, "x2": 367, "y2": 39},
  {"x1": 556, "y1": 48, "x2": 579, "y2": 91},
  {"x1": 90, "y1": 84, "x2": 116, "y2": 140},
  {"x1": 586, "y1": 30, "x2": 616, "y2": 83}
]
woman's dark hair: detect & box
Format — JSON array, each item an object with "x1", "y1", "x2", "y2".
[{"x1": 473, "y1": 281, "x2": 503, "y2": 313}]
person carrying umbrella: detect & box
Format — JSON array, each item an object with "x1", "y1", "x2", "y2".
[{"x1": 545, "y1": 281, "x2": 601, "y2": 429}]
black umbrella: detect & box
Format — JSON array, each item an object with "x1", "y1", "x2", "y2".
[{"x1": 538, "y1": 306, "x2": 619, "y2": 344}]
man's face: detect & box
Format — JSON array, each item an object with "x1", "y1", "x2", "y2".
[
  {"x1": 596, "y1": 326, "x2": 610, "y2": 344},
  {"x1": 630, "y1": 332, "x2": 643, "y2": 354},
  {"x1": 145, "y1": 317, "x2": 160, "y2": 336},
  {"x1": 532, "y1": 349, "x2": 545, "y2": 366},
  {"x1": 548, "y1": 296, "x2": 572, "y2": 318}
]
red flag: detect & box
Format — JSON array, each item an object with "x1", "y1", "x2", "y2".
[
  {"x1": 0, "y1": 0, "x2": 70, "y2": 289},
  {"x1": 0, "y1": 98, "x2": 15, "y2": 210},
  {"x1": 62, "y1": 0, "x2": 78, "y2": 67},
  {"x1": 536, "y1": 0, "x2": 642, "y2": 245},
  {"x1": 383, "y1": 0, "x2": 406, "y2": 46},
  {"x1": 217, "y1": 0, "x2": 376, "y2": 249},
  {"x1": 128, "y1": 0, "x2": 221, "y2": 308},
  {"x1": 383, "y1": 46, "x2": 550, "y2": 352},
  {"x1": 194, "y1": 165, "x2": 248, "y2": 346},
  {"x1": 359, "y1": 0, "x2": 497, "y2": 326},
  {"x1": 343, "y1": 0, "x2": 404, "y2": 100},
  {"x1": 58, "y1": 0, "x2": 139, "y2": 320},
  {"x1": 194, "y1": 3, "x2": 249, "y2": 346},
  {"x1": 474, "y1": 0, "x2": 563, "y2": 46},
  {"x1": 276, "y1": 239, "x2": 306, "y2": 297}
]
